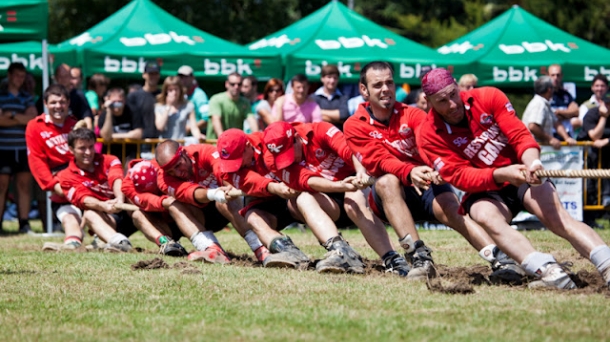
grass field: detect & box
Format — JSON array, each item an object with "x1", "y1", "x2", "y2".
[{"x1": 1, "y1": 220, "x2": 609, "y2": 342}]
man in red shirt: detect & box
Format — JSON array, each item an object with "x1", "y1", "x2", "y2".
[
  {"x1": 262, "y1": 122, "x2": 367, "y2": 274},
  {"x1": 122, "y1": 159, "x2": 195, "y2": 257},
  {"x1": 216, "y1": 129, "x2": 311, "y2": 268},
  {"x1": 25, "y1": 85, "x2": 83, "y2": 250},
  {"x1": 56, "y1": 128, "x2": 136, "y2": 252},
  {"x1": 155, "y1": 140, "x2": 270, "y2": 263},
  {"x1": 419, "y1": 67, "x2": 610, "y2": 289},
  {"x1": 343, "y1": 62, "x2": 523, "y2": 282}
]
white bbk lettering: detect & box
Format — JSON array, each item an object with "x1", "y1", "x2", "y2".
[
  {"x1": 204, "y1": 59, "x2": 252, "y2": 76},
  {"x1": 400, "y1": 63, "x2": 436, "y2": 79},
  {"x1": 493, "y1": 66, "x2": 537, "y2": 82},
  {"x1": 584, "y1": 66, "x2": 610, "y2": 81},
  {"x1": 104, "y1": 56, "x2": 147, "y2": 73},
  {"x1": 305, "y1": 60, "x2": 352, "y2": 77}
]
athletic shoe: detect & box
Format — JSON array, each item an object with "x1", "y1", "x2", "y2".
[
  {"x1": 159, "y1": 240, "x2": 188, "y2": 257},
  {"x1": 384, "y1": 252, "x2": 410, "y2": 277},
  {"x1": 489, "y1": 247, "x2": 526, "y2": 283},
  {"x1": 188, "y1": 243, "x2": 231, "y2": 264},
  {"x1": 104, "y1": 239, "x2": 133, "y2": 253},
  {"x1": 528, "y1": 262, "x2": 576, "y2": 290},
  {"x1": 42, "y1": 241, "x2": 81, "y2": 251},
  {"x1": 254, "y1": 245, "x2": 271, "y2": 262},
  {"x1": 317, "y1": 237, "x2": 365, "y2": 274},
  {"x1": 269, "y1": 236, "x2": 310, "y2": 265},
  {"x1": 262, "y1": 252, "x2": 299, "y2": 268},
  {"x1": 18, "y1": 224, "x2": 34, "y2": 235},
  {"x1": 406, "y1": 242, "x2": 436, "y2": 281}
]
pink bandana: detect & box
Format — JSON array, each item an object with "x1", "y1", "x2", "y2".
[{"x1": 421, "y1": 68, "x2": 455, "y2": 96}]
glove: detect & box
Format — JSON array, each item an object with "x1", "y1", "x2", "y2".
[{"x1": 206, "y1": 189, "x2": 227, "y2": 203}]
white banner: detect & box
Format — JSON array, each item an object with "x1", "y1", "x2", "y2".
[{"x1": 512, "y1": 145, "x2": 583, "y2": 224}]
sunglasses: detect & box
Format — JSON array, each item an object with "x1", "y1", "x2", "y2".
[
  {"x1": 229, "y1": 82, "x2": 242, "y2": 87},
  {"x1": 269, "y1": 88, "x2": 282, "y2": 93}
]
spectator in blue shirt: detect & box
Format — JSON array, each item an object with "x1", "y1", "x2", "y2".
[
  {"x1": 178, "y1": 65, "x2": 209, "y2": 137},
  {"x1": 0, "y1": 62, "x2": 37, "y2": 233},
  {"x1": 313, "y1": 65, "x2": 350, "y2": 130}
]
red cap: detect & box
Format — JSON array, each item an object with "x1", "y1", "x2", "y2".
[
  {"x1": 217, "y1": 129, "x2": 248, "y2": 173},
  {"x1": 128, "y1": 160, "x2": 158, "y2": 193},
  {"x1": 421, "y1": 68, "x2": 455, "y2": 96},
  {"x1": 263, "y1": 122, "x2": 296, "y2": 170}
]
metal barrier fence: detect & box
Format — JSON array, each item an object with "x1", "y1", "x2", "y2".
[{"x1": 97, "y1": 139, "x2": 605, "y2": 210}]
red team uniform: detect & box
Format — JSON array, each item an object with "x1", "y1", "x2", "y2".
[
  {"x1": 417, "y1": 87, "x2": 540, "y2": 210},
  {"x1": 157, "y1": 144, "x2": 220, "y2": 208},
  {"x1": 217, "y1": 132, "x2": 277, "y2": 198},
  {"x1": 344, "y1": 102, "x2": 453, "y2": 222},
  {"x1": 156, "y1": 144, "x2": 228, "y2": 232},
  {"x1": 56, "y1": 154, "x2": 124, "y2": 209},
  {"x1": 122, "y1": 159, "x2": 168, "y2": 212},
  {"x1": 343, "y1": 102, "x2": 424, "y2": 186},
  {"x1": 25, "y1": 114, "x2": 78, "y2": 203}
]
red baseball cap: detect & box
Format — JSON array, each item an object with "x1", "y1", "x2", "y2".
[
  {"x1": 263, "y1": 121, "x2": 296, "y2": 170},
  {"x1": 127, "y1": 160, "x2": 158, "y2": 193},
  {"x1": 217, "y1": 129, "x2": 248, "y2": 173}
]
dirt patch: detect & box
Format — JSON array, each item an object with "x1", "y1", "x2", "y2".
[
  {"x1": 131, "y1": 258, "x2": 169, "y2": 270},
  {"x1": 172, "y1": 261, "x2": 202, "y2": 274},
  {"x1": 226, "y1": 251, "x2": 263, "y2": 268}
]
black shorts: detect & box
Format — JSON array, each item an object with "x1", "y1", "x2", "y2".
[
  {"x1": 369, "y1": 182, "x2": 454, "y2": 223},
  {"x1": 145, "y1": 212, "x2": 183, "y2": 240},
  {"x1": 110, "y1": 211, "x2": 138, "y2": 237},
  {"x1": 242, "y1": 196, "x2": 299, "y2": 231},
  {"x1": 323, "y1": 192, "x2": 355, "y2": 229},
  {"x1": 0, "y1": 149, "x2": 29, "y2": 174},
  {"x1": 462, "y1": 180, "x2": 554, "y2": 218},
  {"x1": 201, "y1": 204, "x2": 230, "y2": 233}
]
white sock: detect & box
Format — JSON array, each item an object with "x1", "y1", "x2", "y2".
[
  {"x1": 191, "y1": 231, "x2": 215, "y2": 251},
  {"x1": 590, "y1": 245, "x2": 610, "y2": 272},
  {"x1": 521, "y1": 252, "x2": 556, "y2": 276},
  {"x1": 398, "y1": 234, "x2": 415, "y2": 254},
  {"x1": 478, "y1": 244, "x2": 496, "y2": 263},
  {"x1": 109, "y1": 233, "x2": 129, "y2": 245},
  {"x1": 244, "y1": 230, "x2": 263, "y2": 251}
]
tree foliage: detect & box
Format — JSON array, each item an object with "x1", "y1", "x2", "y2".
[{"x1": 48, "y1": 0, "x2": 610, "y2": 48}]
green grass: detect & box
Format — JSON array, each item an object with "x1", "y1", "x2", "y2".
[{"x1": 1, "y1": 220, "x2": 609, "y2": 341}]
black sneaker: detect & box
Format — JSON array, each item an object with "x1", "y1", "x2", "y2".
[
  {"x1": 18, "y1": 224, "x2": 34, "y2": 235},
  {"x1": 318, "y1": 236, "x2": 365, "y2": 274},
  {"x1": 406, "y1": 241, "x2": 436, "y2": 281},
  {"x1": 383, "y1": 251, "x2": 410, "y2": 277},
  {"x1": 270, "y1": 236, "x2": 310, "y2": 265},
  {"x1": 159, "y1": 240, "x2": 188, "y2": 257},
  {"x1": 489, "y1": 247, "x2": 526, "y2": 284}
]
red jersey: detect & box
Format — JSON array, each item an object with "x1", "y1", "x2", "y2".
[
  {"x1": 343, "y1": 102, "x2": 426, "y2": 186},
  {"x1": 122, "y1": 159, "x2": 168, "y2": 212},
  {"x1": 25, "y1": 114, "x2": 78, "y2": 202},
  {"x1": 157, "y1": 144, "x2": 220, "y2": 207},
  {"x1": 416, "y1": 87, "x2": 540, "y2": 193},
  {"x1": 293, "y1": 122, "x2": 355, "y2": 181},
  {"x1": 56, "y1": 154, "x2": 124, "y2": 210},
  {"x1": 216, "y1": 132, "x2": 279, "y2": 197}
]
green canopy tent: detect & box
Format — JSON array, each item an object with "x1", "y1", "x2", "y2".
[
  {"x1": 437, "y1": 5, "x2": 610, "y2": 87},
  {"x1": 246, "y1": 1, "x2": 465, "y2": 85},
  {"x1": 53, "y1": 0, "x2": 281, "y2": 80},
  {"x1": 0, "y1": 0, "x2": 49, "y2": 77}
]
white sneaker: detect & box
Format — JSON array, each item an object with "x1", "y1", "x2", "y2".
[
  {"x1": 528, "y1": 262, "x2": 576, "y2": 290},
  {"x1": 42, "y1": 241, "x2": 81, "y2": 251}
]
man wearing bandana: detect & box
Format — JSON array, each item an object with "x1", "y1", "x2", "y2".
[
  {"x1": 155, "y1": 140, "x2": 270, "y2": 263},
  {"x1": 343, "y1": 62, "x2": 524, "y2": 282},
  {"x1": 418, "y1": 67, "x2": 610, "y2": 290}
]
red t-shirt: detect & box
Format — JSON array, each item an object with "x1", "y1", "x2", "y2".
[
  {"x1": 343, "y1": 102, "x2": 426, "y2": 186},
  {"x1": 293, "y1": 122, "x2": 355, "y2": 181},
  {"x1": 157, "y1": 144, "x2": 220, "y2": 207},
  {"x1": 25, "y1": 114, "x2": 78, "y2": 203},
  {"x1": 216, "y1": 132, "x2": 279, "y2": 197},
  {"x1": 416, "y1": 87, "x2": 540, "y2": 193},
  {"x1": 56, "y1": 154, "x2": 124, "y2": 210},
  {"x1": 122, "y1": 159, "x2": 168, "y2": 212}
]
